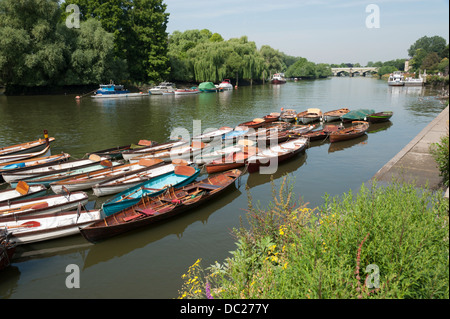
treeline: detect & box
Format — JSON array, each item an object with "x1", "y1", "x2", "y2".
[
  {"x1": 0, "y1": 0, "x2": 169, "y2": 88},
  {"x1": 0, "y1": 0, "x2": 331, "y2": 92},
  {"x1": 331, "y1": 35, "x2": 449, "y2": 77},
  {"x1": 168, "y1": 29, "x2": 331, "y2": 84}
]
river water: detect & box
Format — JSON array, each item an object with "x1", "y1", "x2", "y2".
[{"x1": 0, "y1": 77, "x2": 446, "y2": 298}]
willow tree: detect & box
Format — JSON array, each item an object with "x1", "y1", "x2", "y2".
[{"x1": 0, "y1": 0, "x2": 69, "y2": 86}]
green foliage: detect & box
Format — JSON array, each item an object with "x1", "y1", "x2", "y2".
[
  {"x1": 179, "y1": 178, "x2": 449, "y2": 299},
  {"x1": 430, "y1": 130, "x2": 449, "y2": 187},
  {"x1": 378, "y1": 65, "x2": 398, "y2": 77},
  {"x1": 63, "y1": 0, "x2": 170, "y2": 83},
  {"x1": 0, "y1": 0, "x2": 68, "y2": 86},
  {"x1": 408, "y1": 35, "x2": 448, "y2": 73}
]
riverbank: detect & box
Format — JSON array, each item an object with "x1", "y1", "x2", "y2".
[{"x1": 372, "y1": 105, "x2": 449, "y2": 193}]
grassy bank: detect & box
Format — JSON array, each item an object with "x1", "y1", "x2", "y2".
[{"x1": 178, "y1": 178, "x2": 449, "y2": 299}]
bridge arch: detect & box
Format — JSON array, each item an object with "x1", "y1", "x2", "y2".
[{"x1": 331, "y1": 67, "x2": 378, "y2": 77}]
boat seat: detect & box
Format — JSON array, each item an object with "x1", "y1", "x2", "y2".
[
  {"x1": 197, "y1": 183, "x2": 221, "y2": 190},
  {"x1": 123, "y1": 214, "x2": 142, "y2": 222},
  {"x1": 135, "y1": 208, "x2": 156, "y2": 216}
]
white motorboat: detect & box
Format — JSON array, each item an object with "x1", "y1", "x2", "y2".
[
  {"x1": 149, "y1": 82, "x2": 176, "y2": 95},
  {"x1": 388, "y1": 71, "x2": 405, "y2": 86}
]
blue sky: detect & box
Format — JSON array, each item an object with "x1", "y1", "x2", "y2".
[{"x1": 164, "y1": 0, "x2": 449, "y2": 65}]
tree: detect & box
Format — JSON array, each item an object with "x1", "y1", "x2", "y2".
[
  {"x1": 64, "y1": 19, "x2": 128, "y2": 85},
  {"x1": 408, "y1": 35, "x2": 447, "y2": 58},
  {"x1": 420, "y1": 52, "x2": 441, "y2": 72},
  {"x1": 0, "y1": 0, "x2": 69, "y2": 86},
  {"x1": 63, "y1": 0, "x2": 170, "y2": 83}
]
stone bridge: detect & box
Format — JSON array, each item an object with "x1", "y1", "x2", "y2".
[{"x1": 331, "y1": 67, "x2": 379, "y2": 76}]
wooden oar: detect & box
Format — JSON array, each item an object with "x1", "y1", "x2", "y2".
[
  {"x1": 0, "y1": 201, "x2": 49, "y2": 215},
  {"x1": 7, "y1": 221, "x2": 41, "y2": 229}
]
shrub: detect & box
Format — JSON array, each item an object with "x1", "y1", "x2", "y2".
[
  {"x1": 430, "y1": 129, "x2": 449, "y2": 187},
  {"x1": 178, "y1": 177, "x2": 449, "y2": 299}
]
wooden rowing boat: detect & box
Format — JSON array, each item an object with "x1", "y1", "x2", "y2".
[
  {"x1": 92, "y1": 160, "x2": 180, "y2": 197},
  {"x1": 85, "y1": 140, "x2": 158, "y2": 160},
  {"x1": 0, "y1": 182, "x2": 47, "y2": 204},
  {"x1": 0, "y1": 136, "x2": 55, "y2": 157},
  {"x1": 0, "y1": 152, "x2": 70, "y2": 174},
  {"x1": 192, "y1": 127, "x2": 234, "y2": 143},
  {"x1": 300, "y1": 124, "x2": 342, "y2": 141},
  {"x1": 329, "y1": 121, "x2": 369, "y2": 143},
  {"x1": 366, "y1": 111, "x2": 393, "y2": 123},
  {"x1": 280, "y1": 109, "x2": 297, "y2": 123},
  {"x1": 1, "y1": 209, "x2": 102, "y2": 245},
  {"x1": 8, "y1": 159, "x2": 121, "y2": 188},
  {"x1": 49, "y1": 158, "x2": 165, "y2": 194},
  {"x1": 80, "y1": 169, "x2": 242, "y2": 243},
  {"x1": 204, "y1": 146, "x2": 257, "y2": 174},
  {"x1": 2, "y1": 154, "x2": 108, "y2": 184},
  {"x1": 246, "y1": 138, "x2": 308, "y2": 174},
  {"x1": 0, "y1": 191, "x2": 89, "y2": 221},
  {"x1": 121, "y1": 140, "x2": 188, "y2": 161},
  {"x1": 263, "y1": 113, "x2": 280, "y2": 123},
  {"x1": 0, "y1": 145, "x2": 52, "y2": 165},
  {"x1": 128, "y1": 141, "x2": 211, "y2": 163},
  {"x1": 101, "y1": 165, "x2": 201, "y2": 216},
  {"x1": 238, "y1": 118, "x2": 265, "y2": 129},
  {"x1": 296, "y1": 108, "x2": 322, "y2": 124},
  {"x1": 322, "y1": 108, "x2": 350, "y2": 122}
]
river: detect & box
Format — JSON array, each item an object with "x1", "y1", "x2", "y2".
[{"x1": 0, "y1": 77, "x2": 446, "y2": 298}]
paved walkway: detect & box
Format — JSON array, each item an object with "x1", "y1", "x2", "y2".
[{"x1": 372, "y1": 105, "x2": 449, "y2": 195}]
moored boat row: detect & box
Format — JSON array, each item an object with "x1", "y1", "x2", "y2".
[{"x1": 0, "y1": 107, "x2": 388, "y2": 263}]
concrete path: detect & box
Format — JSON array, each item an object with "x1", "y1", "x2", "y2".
[{"x1": 372, "y1": 105, "x2": 449, "y2": 195}]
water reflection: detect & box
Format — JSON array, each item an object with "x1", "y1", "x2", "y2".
[
  {"x1": 246, "y1": 152, "x2": 307, "y2": 188},
  {"x1": 328, "y1": 134, "x2": 368, "y2": 153}
]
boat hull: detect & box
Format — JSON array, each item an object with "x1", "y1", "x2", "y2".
[
  {"x1": 101, "y1": 168, "x2": 200, "y2": 216},
  {"x1": 2, "y1": 210, "x2": 102, "y2": 245},
  {"x1": 80, "y1": 170, "x2": 242, "y2": 243}
]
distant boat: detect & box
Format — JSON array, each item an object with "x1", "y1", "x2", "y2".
[
  {"x1": 92, "y1": 83, "x2": 148, "y2": 98},
  {"x1": 404, "y1": 76, "x2": 424, "y2": 86},
  {"x1": 271, "y1": 73, "x2": 286, "y2": 84},
  {"x1": 217, "y1": 79, "x2": 233, "y2": 90},
  {"x1": 387, "y1": 71, "x2": 405, "y2": 86},
  {"x1": 296, "y1": 108, "x2": 322, "y2": 124},
  {"x1": 329, "y1": 121, "x2": 369, "y2": 143},
  {"x1": 366, "y1": 111, "x2": 393, "y2": 123},
  {"x1": 322, "y1": 108, "x2": 350, "y2": 122},
  {"x1": 149, "y1": 82, "x2": 176, "y2": 95},
  {"x1": 174, "y1": 87, "x2": 200, "y2": 95},
  {"x1": 199, "y1": 82, "x2": 223, "y2": 93},
  {"x1": 341, "y1": 109, "x2": 375, "y2": 122},
  {"x1": 280, "y1": 109, "x2": 297, "y2": 123}
]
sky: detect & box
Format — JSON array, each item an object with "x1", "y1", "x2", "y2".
[{"x1": 164, "y1": 0, "x2": 449, "y2": 65}]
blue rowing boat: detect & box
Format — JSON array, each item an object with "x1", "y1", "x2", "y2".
[{"x1": 102, "y1": 166, "x2": 200, "y2": 216}]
